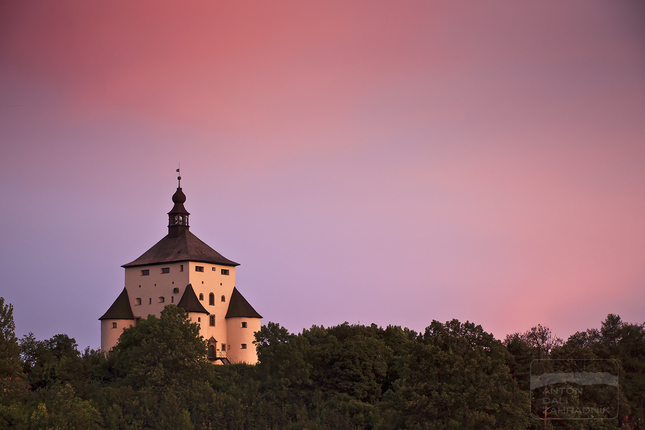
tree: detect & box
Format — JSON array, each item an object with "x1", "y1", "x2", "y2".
[
  {"x1": 0, "y1": 297, "x2": 21, "y2": 378},
  {"x1": 109, "y1": 305, "x2": 208, "y2": 390},
  {"x1": 520, "y1": 324, "x2": 563, "y2": 359},
  {"x1": 0, "y1": 298, "x2": 30, "y2": 429},
  {"x1": 382, "y1": 319, "x2": 529, "y2": 430}
]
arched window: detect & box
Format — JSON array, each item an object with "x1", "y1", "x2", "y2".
[
  {"x1": 199, "y1": 293, "x2": 204, "y2": 301},
  {"x1": 221, "y1": 295, "x2": 225, "y2": 302},
  {"x1": 209, "y1": 293, "x2": 214, "y2": 306}
]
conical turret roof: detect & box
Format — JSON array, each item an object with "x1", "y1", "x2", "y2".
[{"x1": 99, "y1": 288, "x2": 134, "y2": 320}]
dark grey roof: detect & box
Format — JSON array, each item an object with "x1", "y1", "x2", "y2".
[
  {"x1": 99, "y1": 288, "x2": 135, "y2": 320},
  {"x1": 122, "y1": 229, "x2": 239, "y2": 268},
  {"x1": 225, "y1": 287, "x2": 262, "y2": 319},
  {"x1": 177, "y1": 284, "x2": 210, "y2": 314}
]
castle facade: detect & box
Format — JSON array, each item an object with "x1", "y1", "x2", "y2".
[{"x1": 100, "y1": 176, "x2": 261, "y2": 364}]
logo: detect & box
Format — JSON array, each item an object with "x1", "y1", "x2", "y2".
[{"x1": 530, "y1": 359, "x2": 619, "y2": 420}]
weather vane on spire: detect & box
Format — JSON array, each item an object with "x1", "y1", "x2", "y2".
[{"x1": 176, "y1": 164, "x2": 181, "y2": 187}]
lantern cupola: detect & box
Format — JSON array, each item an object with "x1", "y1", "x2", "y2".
[{"x1": 168, "y1": 174, "x2": 190, "y2": 237}]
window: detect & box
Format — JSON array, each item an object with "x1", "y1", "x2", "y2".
[
  {"x1": 209, "y1": 315, "x2": 215, "y2": 326},
  {"x1": 158, "y1": 296, "x2": 165, "y2": 303},
  {"x1": 221, "y1": 295, "x2": 225, "y2": 302},
  {"x1": 199, "y1": 293, "x2": 204, "y2": 301},
  {"x1": 198, "y1": 317, "x2": 201, "y2": 322},
  {"x1": 141, "y1": 269, "x2": 149, "y2": 276},
  {"x1": 180, "y1": 264, "x2": 184, "y2": 272},
  {"x1": 221, "y1": 269, "x2": 229, "y2": 275},
  {"x1": 149, "y1": 298, "x2": 152, "y2": 304},
  {"x1": 112, "y1": 322, "x2": 117, "y2": 329},
  {"x1": 212, "y1": 267, "x2": 216, "y2": 271},
  {"x1": 222, "y1": 343, "x2": 226, "y2": 351},
  {"x1": 241, "y1": 344, "x2": 247, "y2": 349},
  {"x1": 195, "y1": 266, "x2": 204, "y2": 272},
  {"x1": 173, "y1": 288, "x2": 179, "y2": 294},
  {"x1": 135, "y1": 298, "x2": 141, "y2": 306},
  {"x1": 209, "y1": 293, "x2": 214, "y2": 306},
  {"x1": 171, "y1": 296, "x2": 174, "y2": 303},
  {"x1": 241, "y1": 322, "x2": 247, "y2": 328},
  {"x1": 161, "y1": 267, "x2": 170, "y2": 274}
]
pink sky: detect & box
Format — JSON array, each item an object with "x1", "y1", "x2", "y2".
[{"x1": 1, "y1": 1, "x2": 644, "y2": 349}]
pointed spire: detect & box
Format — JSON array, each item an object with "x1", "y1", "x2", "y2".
[{"x1": 168, "y1": 170, "x2": 190, "y2": 237}]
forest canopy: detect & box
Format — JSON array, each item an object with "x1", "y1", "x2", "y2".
[{"x1": 0, "y1": 299, "x2": 643, "y2": 429}]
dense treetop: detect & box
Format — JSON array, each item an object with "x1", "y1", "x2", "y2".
[{"x1": 0, "y1": 298, "x2": 643, "y2": 429}]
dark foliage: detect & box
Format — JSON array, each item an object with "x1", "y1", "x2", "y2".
[{"x1": 1, "y1": 296, "x2": 642, "y2": 429}]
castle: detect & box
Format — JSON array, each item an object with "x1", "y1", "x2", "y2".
[{"x1": 99, "y1": 175, "x2": 262, "y2": 364}]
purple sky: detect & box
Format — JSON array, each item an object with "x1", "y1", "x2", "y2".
[{"x1": 1, "y1": 1, "x2": 644, "y2": 350}]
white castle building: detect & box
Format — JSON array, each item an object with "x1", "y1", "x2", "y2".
[{"x1": 100, "y1": 176, "x2": 262, "y2": 364}]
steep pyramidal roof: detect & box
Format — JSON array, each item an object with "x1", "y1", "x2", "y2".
[
  {"x1": 99, "y1": 288, "x2": 134, "y2": 320},
  {"x1": 122, "y1": 177, "x2": 239, "y2": 268},
  {"x1": 122, "y1": 230, "x2": 239, "y2": 267},
  {"x1": 226, "y1": 287, "x2": 262, "y2": 319},
  {"x1": 177, "y1": 284, "x2": 210, "y2": 314}
]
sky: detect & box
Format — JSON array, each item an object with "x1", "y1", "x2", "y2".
[{"x1": 1, "y1": 1, "x2": 644, "y2": 350}]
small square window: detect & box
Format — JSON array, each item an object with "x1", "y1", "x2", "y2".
[
  {"x1": 135, "y1": 298, "x2": 141, "y2": 306},
  {"x1": 161, "y1": 267, "x2": 170, "y2": 274},
  {"x1": 173, "y1": 288, "x2": 179, "y2": 294},
  {"x1": 221, "y1": 269, "x2": 229, "y2": 275},
  {"x1": 195, "y1": 266, "x2": 204, "y2": 272},
  {"x1": 241, "y1": 322, "x2": 247, "y2": 328},
  {"x1": 158, "y1": 297, "x2": 165, "y2": 303},
  {"x1": 141, "y1": 269, "x2": 149, "y2": 276},
  {"x1": 241, "y1": 344, "x2": 247, "y2": 349},
  {"x1": 112, "y1": 322, "x2": 117, "y2": 329},
  {"x1": 212, "y1": 267, "x2": 216, "y2": 271}
]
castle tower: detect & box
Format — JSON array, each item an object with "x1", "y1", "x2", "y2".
[{"x1": 100, "y1": 175, "x2": 261, "y2": 364}]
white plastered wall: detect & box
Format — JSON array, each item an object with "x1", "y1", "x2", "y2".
[
  {"x1": 100, "y1": 319, "x2": 134, "y2": 352},
  {"x1": 226, "y1": 316, "x2": 261, "y2": 364}
]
